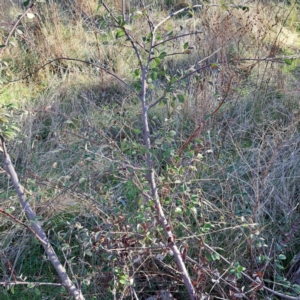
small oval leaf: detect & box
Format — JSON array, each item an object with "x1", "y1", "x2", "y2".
[{"x1": 27, "y1": 13, "x2": 35, "y2": 19}]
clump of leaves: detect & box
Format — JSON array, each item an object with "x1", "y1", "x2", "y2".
[{"x1": 0, "y1": 103, "x2": 21, "y2": 139}]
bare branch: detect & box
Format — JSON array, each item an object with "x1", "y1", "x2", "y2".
[
  {"x1": 7, "y1": 57, "x2": 139, "y2": 97},
  {"x1": 154, "y1": 31, "x2": 203, "y2": 48},
  {"x1": 147, "y1": 91, "x2": 168, "y2": 110},
  {"x1": 211, "y1": 75, "x2": 234, "y2": 117},
  {"x1": 0, "y1": 281, "x2": 63, "y2": 287},
  {"x1": 0, "y1": 208, "x2": 47, "y2": 245},
  {"x1": 0, "y1": 135, "x2": 85, "y2": 300}
]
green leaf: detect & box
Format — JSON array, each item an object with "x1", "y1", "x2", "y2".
[
  {"x1": 276, "y1": 264, "x2": 284, "y2": 270},
  {"x1": 177, "y1": 94, "x2": 184, "y2": 103},
  {"x1": 123, "y1": 25, "x2": 132, "y2": 30},
  {"x1": 293, "y1": 284, "x2": 300, "y2": 293},
  {"x1": 16, "y1": 29, "x2": 23, "y2": 35},
  {"x1": 205, "y1": 114, "x2": 211, "y2": 121},
  {"x1": 146, "y1": 32, "x2": 153, "y2": 42},
  {"x1": 162, "y1": 98, "x2": 168, "y2": 105},
  {"x1": 183, "y1": 42, "x2": 189, "y2": 50},
  {"x1": 61, "y1": 243, "x2": 69, "y2": 250},
  {"x1": 5, "y1": 207, "x2": 15, "y2": 214},
  {"x1": 284, "y1": 59, "x2": 292, "y2": 65},
  {"x1": 31, "y1": 215, "x2": 43, "y2": 222},
  {"x1": 211, "y1": 253, "x2": 220, "y2": 261},
  {"x1": 278, "y1": 254, "x2": 286, "y2": 260},
  {"x1": 34, "y1": 288, "x2": 41, "y2": 296},
  {"x1": 5, "y1": 103, "x2": 18, "y2": 110},
  {"x1": 133, "y1": 128, "x2": 141, "y2": 134},
  {"x1": 151, "y1": 72, "x2": 157, "y2": 81},
  {"x1": 158, "y1": 52, "x2": 167, "y2": 59},
  {"x1": 204, "y1": 223, "x2": 211, "y2": 229},
  {"x1": 85, "y1": 249, "x2": 93, "y2": 257},
  {"x1": 237, "y1": 265, "x2": 246, "y2": 272},
  {"x1": 190, "y1": 206, "x2": 197, "y2": 216},
  {"x1": 79, "y1": 177, "x2": 86, "y2": 184},
  {"x1": 23, "y1": 0, "x2": 30, "y2": 7},
  {"x1": 119, "y1": 279, "x2": 127, "y2": 285},
  {"x1": 116, "y1": 28, "x2": 125, "y2": 39},
  {"x1": 158, "y1": 70, "x2": 166, "y2": 77},
  {"x1": 170, "y1": 76, "x2": 178, "y2": 83},
  {"x1": 154, "y1": 58, "x2": 161, "y2": 65},
  {"x1": 0, "y1": 45, "x2": 5, "y2": 48},
  {"x1": 3, "y1": 129, "x2": 15, "y2": 139},
  {"x1": 169, "y1": 130, "x2": 176, "y2": 137},
  {"x1": 174, "y1": 207, "x2": 183, "y2": 215},
  {"x1": 117, "y1": 16, "x2": 125, "y2": 26}
]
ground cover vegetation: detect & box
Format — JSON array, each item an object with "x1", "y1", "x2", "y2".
[{"x1": 0, "y1": 0, "x2": 300, "y2": 299}]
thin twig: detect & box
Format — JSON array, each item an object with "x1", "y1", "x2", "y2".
[
  {"x1": 2, "y1": 252, "x2": 17, "y2": 282},
  {"x1": 0, "y1": 3, "x2": 35, "y2": 57},
  {"x1": 154, "y1": 31, "x2": 203, "y2": 48},
  {"x1": 7, "y1": 57, "x2": 139, "y2": 97},
  {"x1": 0, "y1": 208, "x2": 47, "y2": 245},
  {"x1": 0, "y1": 281, "x2": 63, "y2": 287}
]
